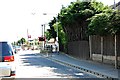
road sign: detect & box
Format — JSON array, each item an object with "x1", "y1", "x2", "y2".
[{"x1": 38, "y1": 37, "x2": 45, "y2": 41}]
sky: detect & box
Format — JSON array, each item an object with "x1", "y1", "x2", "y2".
[{"x1": 0, "y1": 0, "x2": 119, "y2": 42}]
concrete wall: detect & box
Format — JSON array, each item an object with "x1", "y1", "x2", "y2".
[{"x1": 67, "y1": 41, "x2": 89, "y2": 59}]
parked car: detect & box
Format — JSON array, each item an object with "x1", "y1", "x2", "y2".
[
  {"x1": 13, "y1": 46, "x2": 21, "y2": 53},
  {"x1": 45, "y1": 43, "x2": 57, "y2": 52},
  {"x1": 0, "y1": 41, "x2": 16, "y2": 77}
]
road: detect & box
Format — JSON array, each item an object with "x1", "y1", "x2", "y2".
[{"x1": 12, "y1": 50, "x2": 99, "y2": 79}]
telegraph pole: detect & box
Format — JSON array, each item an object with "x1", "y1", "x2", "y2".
[
  {"x1": 41, "y1": 24, "x2": 45, "y2": 50},
  {"x1": 113, "y1": 0, "x2": 118, "y2": 69}
]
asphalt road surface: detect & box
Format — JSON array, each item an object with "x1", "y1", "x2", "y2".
[{"x1": 1, "y1": 50, "x2": 103, "y2": 80}]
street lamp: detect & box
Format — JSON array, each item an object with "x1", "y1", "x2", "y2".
[
  {"x1": 113, "y1": 0, "x2": 118, "y2": 69},
  {"x1": 41, "y1": 24, "x2": 45, "y2": 50},
  {"x1": 43, "y1": 13, "x2": 59, "y2": 53}
]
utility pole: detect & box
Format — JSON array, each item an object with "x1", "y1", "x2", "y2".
[
  {"x1": 27, "y1": 29, "x2": 29, "y2": 41},
  {"x1": 43, "y1": 24, "x2": 45, "y2": 50},
  {"x1": 114, "y1": 0, "x2": 118, "y2": 69},
  {"x1": 43, "y1": 13, "x2": 59, "y2": 53},
  {"x1": 41, "y1": 24, "x2": 45, "y2": 50},
  {"x1": 27, "y1": 29, "x2": 29, "y2": 46}
]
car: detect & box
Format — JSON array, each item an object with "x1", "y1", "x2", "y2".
[
  {"x1": 0, "y1": 41, "x2": 16, "y2": 77},
  {"x1": 15, "y1": 46, "x2": 21, "y2": 51},
  {"x1": 13, "y1": 46, "x2": 21, "y2": 53},
  {"x1": 45, "y1": 43, "x2": 57, "y2": 52}
]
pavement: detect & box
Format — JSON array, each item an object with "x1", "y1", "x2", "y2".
[{"x1": 34, "y1": 50, "x2": 120, "y2": 80}]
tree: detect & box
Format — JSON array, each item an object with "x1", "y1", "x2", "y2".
[
  {"x1": 109, "y1": 11, "x2": 120, "y2": 35},
  {"x1": 20, "y1": 38, "x2": 26, "y2": 44},
  {"x1": 46, "y1": 0, "x2": 111, "y2": 52},
  {"x1": 53, "y1": 22, "x2": 68, "y2": 52},
  {"x1": 88, "y1": 10, "x2": 120, "y2": 68},
  {"x1": 88, "y1": 13, "x2": 111, "y2": 36},
  {"x1": 58, "y1": 0, "x2": 110, "y2": 41},
  {"x1": 48, "y1": 17, "x2": 57, "y2": 39},
  {"x1": 45, "y1": 30, "x2": 52, "y2": 40},
  {"x1": 109, "y1": 11, "x2": 120, "y2": 69},
  {"x1": 88, "y1": 12, "x2": 111, "y2": 61},
  {"x1": 46, "y1": 18, "x2": 67, "y2": 52},
  {"x1": 17, "y1": 37, "x2": 26, "y2": 45}
]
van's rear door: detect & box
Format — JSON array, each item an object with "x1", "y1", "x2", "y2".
[
  {"x1": 0, "y1": 43, "x2": 2, "y2": 62},
  {"x1": 0, "y1": 64, "x2": 11, "y2": 77},
  {"x1": 0, "y1": 54, "x2": 11, "y2": 77},
  {"x1": 0, "y1": 42, "x2": 11, "y2": 77}
]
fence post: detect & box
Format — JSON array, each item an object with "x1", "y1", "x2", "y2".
[
  {"x1": 115, "y1": 35, "x2": 118, "y2": 69},
  {"x1": 101, "y1": 36, "x2": 103, "y2": 62},
  {"x1": 89, "y1": 35, "x2": 92, "y2": 60}
]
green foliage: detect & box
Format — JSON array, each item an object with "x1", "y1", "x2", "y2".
[
  {"x1": 48, "y1": 18, "x2": 57, "y2": 39},
  {"x1": 46, "y1": 19, "x2": 67, "y2": 51},
  {"x1": 45, "y1": 30, "x2": 52, "y2": 40},
  {"x1": 46, "y1": 0, "x2": 120, "y2": 51},
  {"x1": 88, "y1": 13, "x2": 110, "y2": 36},
  {"x1": 88, "y1": 10, "x2": 120, "y2": 36},
  {"x1": 53, "y1": 22, "x2": 67, "y2": 46},
  {"x1": 58, "y1": 1, "x2": 92, "y2": 26},
  {"x1": 58, "y1": 0, "x2": 108, "y2": 28},
  {"x1": 21, "y1": 38, "x2": 26, "y2": 44},
  {"x1": 109, "y1": 11, "x2": 120, "y2": 35},
  {"x1": 90, "y1": 0, "x2": 106, "y2": 13},
  {"x1": 17, "y1": 37, "x2": 26, "y2": 45}
]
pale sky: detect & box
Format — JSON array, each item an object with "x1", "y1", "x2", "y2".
[{"x1": 0, "y1": 0, "x2": 119, "y2": 42}]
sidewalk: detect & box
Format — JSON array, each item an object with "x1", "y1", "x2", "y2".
[{"x1": 36, "y1": 51, "x2": 120, "y2": 79}]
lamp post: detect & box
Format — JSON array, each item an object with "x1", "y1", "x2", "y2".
[
  {"x1": 41, "y1": 24, "x2": 45, "y2": 50},
  {"x1": 43, "y1": 13, "x2": 59, "y2": 53}
]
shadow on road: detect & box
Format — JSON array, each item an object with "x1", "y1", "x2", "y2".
[{"x1": 18, "y1": 52, "x2": 94, "y2": 78}]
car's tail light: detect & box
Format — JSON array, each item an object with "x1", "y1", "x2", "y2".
[
  {"x1": 10, "y1": 73, "x2": 16, "y2": 76},
  {"x1": 4, "y1": 56, "x2": 14, "y2": 62},
  {"x1": 10, "y1": 71, "x2": 16, "y2": 76}
]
